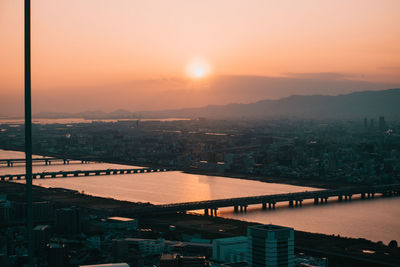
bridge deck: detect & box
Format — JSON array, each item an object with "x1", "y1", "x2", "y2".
[
  {"x1": 0, "y1": 157, "x2": 100, "y2": 166},
  {"x1": 120, "y1": 184, "x2": 400, "y2": 215},
  {"x1": 0, "y1": 167, "x2": 176, "y2": 180}
]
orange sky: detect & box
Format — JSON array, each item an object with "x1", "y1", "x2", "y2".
[{"x1": 1, "y1": 0, "x2": 400, "y2": 116}]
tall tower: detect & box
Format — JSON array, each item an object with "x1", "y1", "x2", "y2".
[
  {"x1": 379, "y1": 116, "x2": 386, "y2": 131},
  {"x1": 247, "y1": 224, "x2": 294, "y2": 267}
]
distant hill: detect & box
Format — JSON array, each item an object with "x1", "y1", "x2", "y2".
[
  {"x1": 139, "y1": 88, "x2": 400, "y2": 119},
  {"x1": 35, "y1": 109, "x2": 140, "y2": 120},
  {"x1": 34, "y1": 89, "x2": 400, "y2": 120}
]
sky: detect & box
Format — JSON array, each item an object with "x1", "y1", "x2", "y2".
[{"x1": 1, "y1": 0, "x2": 400, "y2": 116}]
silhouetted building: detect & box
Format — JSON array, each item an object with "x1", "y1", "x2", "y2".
[
  {"x1": 247, "y1": 224, "x2": 294, "y2": 267},
  {"x1": 113, "y1": 238, "x2": 165, "y2": 259},
  {"x1": 55, "y1": 207, "x2": 81, "y2": 235},
  {"x1": 80, "y1": 264, "x2": 129, "y2": 267},
  {"x1": 34, "y1": 225, "x2": 51, "y2": 253},
  {"x1": 0, "y1": 201, "x2": 11, "y2": 224},
  {"x1": 370, "y1": 119, "x2": 374, "y2": 129},
  {"x1": 107, "y1": 216, "x2": 138, "y2": 231},
  {"x1": 213, "y1": 236, "x2": 248, "y2": 263},
  {"x1": 379, "y1": 116, "x2": 386, "y2": 131},
  {"x1": 11, "y1": 201, "x2": 53, "y2": 223},
  {"x1": 47, "y1": 243, "x2": 69, "y2": 267}
]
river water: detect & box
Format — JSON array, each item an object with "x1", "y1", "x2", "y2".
[{"x1": 1, "y1": 149, "x2": 399, "y2": 244}]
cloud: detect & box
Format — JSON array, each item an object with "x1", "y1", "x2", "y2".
[
  {"x1": 377, "y1": 66, "x2": 400, "y2": 71},
  {"x1": 282, "y1": 72, "x2": 355, "y2": 80}
]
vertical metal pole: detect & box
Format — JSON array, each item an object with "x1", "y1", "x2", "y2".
[{"x1": 24, "y1": 0, "x2": 34, "y2": 266}]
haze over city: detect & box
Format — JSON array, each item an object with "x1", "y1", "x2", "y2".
[
  {"x1": 1, "y1": 0, "x2": 400, "y2": 116},
  {"x1": 2, "y1": 1, "x2": 400, "y2": 266}
]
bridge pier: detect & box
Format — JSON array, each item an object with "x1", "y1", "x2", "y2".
[
  {"x1": 361, "y1": 193, "x2": 365, "y2": 199},
  {"x1": 294, "y1": 200, "x2": 303, "y2": 207},
  {"x1": 204, "y1": 209, "x2": 209, "y2": 216},
  {"x1": 234, "y1": 205, "x2": 238, "y2": 213},
  {"x1": 262, "y1": 203, "x2": 267, "y2": 210},
  {"x1": 314, "y1": 198, "x2": 319, "y2": 205},
  {"x1": 213, "y1": 208, "x2": 218, "y2": 216},
  {"x1": 289, "y1": 200, "x2": 294, "y2": 207}
]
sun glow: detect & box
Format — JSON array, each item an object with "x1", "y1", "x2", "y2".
[{"x1": 186, "y1": 57, "x2": 212, "y2": 79}]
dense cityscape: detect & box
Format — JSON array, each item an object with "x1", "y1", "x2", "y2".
[
  {"x1": 1, "y1": 117, "x2": 400, "y2": 185},
  {"x1": 1, "y1": 117, "x2": 400, "y2": 266}
]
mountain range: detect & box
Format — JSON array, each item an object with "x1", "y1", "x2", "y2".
[{"x1": 35, "y1": 89, "x2": 400, "y2": 120}]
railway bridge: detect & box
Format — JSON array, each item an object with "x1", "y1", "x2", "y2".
[
  {"x1": 0, "y1": 157, "x2": 99, "y2": 167},
  {"x1": 0, "y1": 167, "x2": 176, "y2": 181},
  {"x1": 120, "y1": 184, "x2": 400, "y2": 216}
]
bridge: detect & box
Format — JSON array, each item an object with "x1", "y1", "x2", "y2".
[
  {"x1": 119, "y1": 184, "x2": 400, "y2": 216},
  {"x1": 0, "y1": 167, "x2": 176, "y2": 181},
  {"x1": 0, "y1": 157, "x2": 99, "y2": 167}
]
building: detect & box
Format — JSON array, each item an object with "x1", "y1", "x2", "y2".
[
  {"x1": 55, "y1": 207, "x2": 81, "y2": 235},
  {"x1": 212, "y1": 236, "x2": 248, "y2": 264},
  {"x1": 113, "y1": 238, "x2": 165, "y2": 258},
  {"x1": 379, "y1": 116, "x2": 386, "y2": 131},
  {"x1": 0, "y1": 201, "x2": 11, "y2": 224},
  {"x1": 47, "y1": 243, "x2": 69, "y2": 267},
  {"x1": 33, "y1": 225, "x2": 51, "y2": 253},
  {"x1": 247, "y1": 224, "x2": 294, "y2": 267},
  {"x1": 80, "y1": 264, "x2": 129, "y2": 267},
  {"x1": 107, "y1": 216, "x2": 138, "y2": 231}
]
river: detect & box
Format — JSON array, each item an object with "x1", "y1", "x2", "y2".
[{"x1": 1, "y1": 149, "x2": 399, "y2": 244}]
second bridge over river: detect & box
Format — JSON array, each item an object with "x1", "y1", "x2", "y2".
[
  {"x1": 0, "y1": 167, "x2": 176, "y2": 181},
  {"x1": 119, "y1": 184, "x2": 400, "y2": 216}
]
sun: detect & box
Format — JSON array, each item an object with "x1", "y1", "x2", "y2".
[{"x1": 186, "y1": 57, "x2": 211, "y2": 79}]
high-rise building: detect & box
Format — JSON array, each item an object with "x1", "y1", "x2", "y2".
[
  {"x1": 247, "y1": 224, "x2": 294, "y2": 267},
  {"x1": 34, "y1": 225, "x2": 51, "y2": 254},
  {"x1": 370, "y1": 119, "x2": 374, "y2": 129},
  {"x1": 379, "y1": 116, "x2": 386, "y2": 131}
]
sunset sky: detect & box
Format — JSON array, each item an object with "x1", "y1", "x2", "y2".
[{"x1": 1, "y1": 0, "x2": 400, "y2": 116}]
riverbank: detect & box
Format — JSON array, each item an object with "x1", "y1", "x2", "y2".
[
  {"x1": 1, "y1": 181, "x2": 399, "y2": 266},
  {"x1": 0, "y1": 146, "x2": 353, "y2": 189}
]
